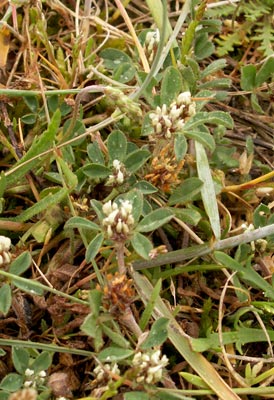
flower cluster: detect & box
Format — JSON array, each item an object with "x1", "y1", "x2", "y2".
[
  {"x1": 144, "y1": 29, "x2": 160, "y2": 64},
  {"x1": 24, "y1": 369, "x2": 46, "y2": 389},
  {"x1": 132, "y1": 349, "x2": 168, "y2": 385},
  {"x1": 102, "y1": 200, "x2": 134, "y2": 241},
  {"x1": 104, "y1": 87, "x2": 142, "y2": 123},
  {"x1": 0, "y1": 235, "x2": 11, "y2": 266},
  {"x1": 106, "y1": 159, "x2": 127, "y2": 186},
  {"x1": 100, "y1": 272, "x2": 135, "y2": 312},
  {"x1": 241, "y1": 223, "x2": 268, "y2": 252},
  {"x1": 149, "y1": 91, "x2": 196, "y2": 139},
  {"x1": 145, "y1": 144, "x2": 185, "y2": 192},
  {"x1": 93, "y1": 362, "x2": 120, "y2": 383}
]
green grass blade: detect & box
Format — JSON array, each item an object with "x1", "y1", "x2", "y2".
[{"x1": 139, "y1": 278, "x2": 162, "y2": 331}]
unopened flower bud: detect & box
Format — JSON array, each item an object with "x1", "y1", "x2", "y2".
[
  {"x1": 117, "y1": 170, "x2": 124, "y2": 184},
  {"x1": 116, "y1": 219, "x2": 123, "y2": 233}
]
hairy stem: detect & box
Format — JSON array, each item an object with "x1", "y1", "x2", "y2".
[{"x1": 133, "y1": 224, "x2": 274, "y2": 270}]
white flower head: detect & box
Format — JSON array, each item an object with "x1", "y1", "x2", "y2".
[
  {"x1": 113, "y1": 159, "x2": 121, "y2": 169},
  {"x1": 117, "y1": 170, "x2": 124, "y2": 184},
  {"x1": 120, "y1": 200, "x2": 133, "y2": 215},
  {"x1": 94, "y1": 363, "x2": 120, "y2": 382},
  {"x1": 177, "y1": 91, "x2": 192, "y2": 105},
  {"x1": 149, "y1": 91, "x2": 196, "y2": 139},
  {"x1": 0, "y1": 236, "x2": 11, "y2": 252},
  {"x1": 102, "y1": 200, "x2": 134, "y2": 241},
  {"x1": 133, "y1": 349, "x2": 168, "y2": 384},
  {"x1": 0, "y1": 236, "x2": 11, "y2": 266},
  {"x1": 25, "y1": 369, "x2": 35, "y2": 377},
  {"x1": 106, "y1": 159, "x2": 126, "y2": 186},
  {"x1": 102, "y1": 200, "x2": 114, "y2": 216}
]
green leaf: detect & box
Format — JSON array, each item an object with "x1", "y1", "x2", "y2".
[
  {"x1": 255, "y1": 57, "x2": 274, "y2": 87},
  {"x1": 0, "y1": 172, "x2": 7, "y2": 198},
  {"x1": 98, "y1": 346, "x2": 134, "y2": 362},
  {"x1": 90, "y1": 199, "x2": 104, "y2": 222},
  {"x1": 47, "y1": 94, "x2": 58, "y2": 113},
  {"x1": 195, "y1": 141, "x2": 221, "y2": 239},
  {"x1": 87, "y1": 289, "x2": 103, "y2": 318},
  {"x1": 85, "y1": 233, "x2": 104, "y2": 262},
  {"x1": 168, "y1": 178, "x2": 203, "y2": 205},
  {"x1": 141, "y1": 112, "x2": 155, "y2": 136},
  {"x1": 157, "y1": 390, "x2": 192, "y2": 400},
  {"x1": 14, "y1": 188, "x2": 68, "y2": 222},
  {"x1": 82, "y1": 163, "x2": 110, "y2": 179},
  {"x1": 131, "y1": 232, "x2": 153, "y2": 260},
  {"x1": 113, "y1": 62, "x2": 136, "y2": 83},
  {"x1": 4, "y1": 109, "x2": 61, "y2": 186},
  {"x1": 12, "y1": 347, "x2": 29, "y2": 374},
  {"x1": 31, "y1": 351, "x2": 52, "y2": 373},
  {"x1": 0, "y1": 284, "x2": 12, "y2": 316},
  {"x1": 195, "y1": 32, "x2": 214, "y2": 60},
  {"x1": 184, "y1": 111, "x2": 233, "y2": 130},
  {"x1": 251, "y1": 93, "x2": 264, "y2": 113},
  {"x1": 198, "y1": 78, "x2": 231, "y2": 90},
  {"x1": 23, "y1": 95, "x2": 39, "y2": 112},
  {"x1": 101, "y1": 323, "x2": 131, "y2": 349},
  {"x1": 107, "y1": 130, "x2": 128, "y2": 163},
  {"x1": 181, "y1": 65, "x2": 197, "y2": 93},
  {"x1": 184, "y1": 129, "x2": 215, "y2": 152},
  {"x1": 21, "y1": 113, "x2": 37, "y2": 124},
  {"x1": 179, "y1": 372, "x2": 210, "y2": 389},
  {"x1": 81, "y1": 314, "x2": 99, "y2": 338},
  {"x1": 200, "y1": 59, "x2": 227, "y2": 79},
  {"x1": 124, "y1": 392, "x2": 150, "y2": 400},
  {"x1": 141, "y1": 317, "x2": 169, "y2": 349},
  {"x1": 124, "y1": 149, "x2": 150, "y2": 173},
  {"x1": 100, "y1": 48, "x2": 132, "y2": 69},
  {"x1": 253, "y1": 203, "x2": 270, "y2": 228},
  {"x1": 0, "y1": 373, "x2": 23, "y2": 392},
  {"x1": 13, "y1": 279, "x2": 44, "y2": 296},
  {"x1": 174, "y1": 134, "x2": 187, "y2": 161},
  {"x1": 240, "y1": 65, "x2": 256, "y2": 91},
  {"x1": 160, "y1": 66, "x2": 182, "y2": 106},
  {"x1": 190, "y1": 326, "x2": 274, "y2": 353},
  {"x1": 56, "y1": 154, "x2": 78, "y2": 190},
  {"x1": 87, "y1": 142, "x2": 105, "y2": 164},
  {"x1": 9, "y1": 251, "x2": 32, "y2": 276},
  {"x1": 171, "y1": 207, "x2": 201, "y2": 226},
  {"x1": 136, "y1": 209, "x2": 173, "y2": 233},
  {"x1": 64, "y1": 217, "x2": 101, "y2": 232},
  {"x1": 133, "y1": 180, "x2": 158, "y2": 194}
]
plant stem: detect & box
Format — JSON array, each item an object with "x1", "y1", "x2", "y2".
[
  {"x1": 120, "y1": 307, "x2": 143, "y2": 337},
  {"x1": 133, "y1": 224, "x2": 274, "y2": 270},
  {"x1": 116, "y1": 242, "x2": 126, "y2": 275},
  {"x1": 0, "y1": 338, "x2": 92, "y2": 356}
]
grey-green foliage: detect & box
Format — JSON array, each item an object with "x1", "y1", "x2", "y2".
[{"x1": 207, "y1": 0, "x2": 274, "y2": 57}]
